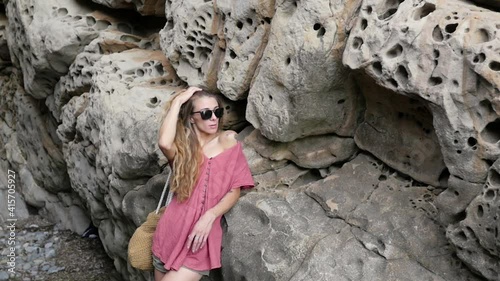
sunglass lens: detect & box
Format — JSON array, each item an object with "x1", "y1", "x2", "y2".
[
  {"x1": 200, "y1": 110, "x2": 212, "y2": 120},
  {"x1": 214, "y1": 108, "x2": 224, "y2": 118}
]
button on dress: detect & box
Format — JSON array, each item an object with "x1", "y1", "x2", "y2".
[{"x1": 152, "y1": 142, "x2": 254, "y2": 271}]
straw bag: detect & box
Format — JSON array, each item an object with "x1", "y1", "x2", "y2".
[{"x1": 128, "y1": 172, "x2": 173, "y2": 271}]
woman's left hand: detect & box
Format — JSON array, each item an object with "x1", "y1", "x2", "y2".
[{"x1": 186, "y1": 210, "x2": 217, "y2": 253}]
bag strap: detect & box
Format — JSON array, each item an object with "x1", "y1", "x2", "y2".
[{"x1": 155, "y1": 168, "x2": 173, "y2": 214}]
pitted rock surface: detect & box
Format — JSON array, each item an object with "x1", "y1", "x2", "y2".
[
  {"x1": 246, "y1": 0, "x2": 364, "y2": 142},
  {"x1": 343, "y1": 0, "x2": 500, "y2": 183},
  {"x1": 446, "y1": 159, "x2": 500, "y2": 280},
  {"x1": 0, "y1": 0, "x2": 500, "y2": 280},
  {"x1": 246, "y1": 128, "x2": 357, "y2": 169},
  {"x1": 90, "y1": 0, "x2": 166, "y2": 16},
  {"x1": 161, "y1": 0, "x2": 219, "y2": 91},
  {"x1": 354, "y1": 75, "x2": 446, "y2": 186},
  {"x1": 224, "y1": 154, "x2": 481, "y2": 281}
]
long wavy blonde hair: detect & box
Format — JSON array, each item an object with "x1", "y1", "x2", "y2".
[{"x1": 161, "y1": 89, "x2": 224, "y2": 202}]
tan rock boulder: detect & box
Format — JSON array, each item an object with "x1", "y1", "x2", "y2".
[
  {"x1": 343, "y1": 0, "x2": 500, "y2": 183},
  {"x1": 246, "y1": 0, "x2": 363, "y2": 142}
]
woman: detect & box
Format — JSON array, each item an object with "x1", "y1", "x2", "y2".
[{"x1": 152, "y1": 86, "x2": 254, "y2": 281}]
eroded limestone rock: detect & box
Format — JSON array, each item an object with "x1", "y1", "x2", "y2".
[
  {"x1": 0, "y1": 67, "x2": 89, "y2": 233},
  {"x1": 0, "y1": 5, "x2": 10, "y2": 68},
  {"x1": 161, "y1": 0, "x2": 274, "y2": 100},
  {"x1": 224, "y1": 154, "x2": 480, "y2": 281},
  {"x1": 247, "y1": 128, "x2": 357, "y2": 169},
  {"x1": 5, "y1": 0, "x2": 165, "y2": 99},
  {"x1": 161, "y1": 0, "x2": 220, "y2": 91},
  {"x1": 354, "y1": 75, "x2": 446, "y2": 186},
  {"x1": 246, "y1": 0, "x2": 364, "y2": 142},
  {"x1": 343, "y1": 0, "x2": 500, "y2": 183},
  {"x1": 90, "y1": 0, "x2": 165, "y2": 16},
  {"x1": 447, "y1": 159, "x2": 500, "y2": 280},
  {"x1": 215, "y1": 0, "x2": 274, "y2": 100}
]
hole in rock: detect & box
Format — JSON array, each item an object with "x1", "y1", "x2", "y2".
[
  {"x1": 439, "y1": 168, "x2": 450, "y2": 187},
  {"x1": 150, "y1": 97, "x2": 158, "y2": 104},
  {"x1": 352, "y1": 37, "x2": 363, "y2": 49},
  {"x1": 473, "y1": 53, "x2": 486, "y2": 63},
  {"x1": 372, "y1": 61, "x2": 382, "y2": 75},
  {"x1": 432, "y1": 26, "x2": 444, "y2": 41},
  {"x1": 445, "y1": 23, "x2": 458, "y2": 33},
  {"x1": 317, "y1": 26, "x2": 326, "y2": 37},
  {"x1": 433, "y1": 49, "x2": 440, "y2": 58},
  {"x1": 117, "y1": 23, "x2": 132, "y2": 33},
  {"x1": 286, "y1": 57, "x2": 291, "y2": 65},
  {"x1": 313, "y1": 23, "x2": 322, "y2": 30},
  {"x1": 456, "y1": 150, "x2": 462, "y2": 154},
  {"x1": 229, "y1": 49, "x2": 237, "y2": 59},
  {"x1": 366, "y1": 6, "x2": 373, "y2": 14},
  {"x1": 247, "y1": 18, "x2": 253, "y2": 25},
  {"x1": 396, "y1": 65, "x2": 409, "y2": 83},
  {"x1": 471, "y1": 28, "x2": 490, "y2": 44},
  {"x1": 467, "y1": 137, "x2": 477, "y2": 147},
  {"x1": 489, "y1": 169, "x2": 500, "y2": 187},
  {"x1": 484, "y1": 189, "x2": 495, "y2": 201},
  {"x1": 388, "y1": 78, "x2": 398, "y2": 88},
  {"x1": 199, "y1": 50, "x2": 208, "y2": 61},
  {"x1": 136, "y1": 69, "x2": 144, "y2": 77},
  {"x1": 268, "y1": 95, "x2": 273, "y2": 101},
  {"x1": 361, "y1": 18, "x2": 368, "y2": 30},
  {"x1": 58, "y1": 8, "x2": 68, "y2": 16},
  {"x1": 477, "y1": 204, "x2": 484, "y2": 218},
  {"x1": 378, "y1": 175, "x2": 387, "y2": 181},
  {"x1": 429, "y1": 76, "x2": 443, "y2": 86},
  {"x1": 96, "y1": 20, "x2": 111, "y2": 30},
  {"x1": 337, "y1": 99, "x2": 345, "y2": 104},
  {"x1": 237, "y1": 21, "x2": 243, "y2": 29},
  {"x1": 455, "y1": 211, "x2": 466, "y2": 221},
  {"x1": 480, "y1": 119, "x2": 500, "y2": 143},
  {"x1": 489, "y1": 61, "x2": 500, "y2": 71},
  {"x1": 386, "y1": 44, "x2": 403, "y2": 58},
  {"x1": 86, "y1": 16, "x2": 96, "y2": 26},
  {"x1": 456, "y1": 230, "x2": 467, "y2": 241},
  {"x1": 120, "y1": 35, "x2": 140, "y2": 43},
  {"x1": 155, "y1": 64, "x2": 164, "y2": 75},
  {"x1": 413, "y1": 2, "x2": 435, "y2": 20},
  {"x1": 380, "y1": 8, "x2": 397, "y2": 20}
]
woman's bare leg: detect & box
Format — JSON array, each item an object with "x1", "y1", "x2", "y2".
[
  {"x1": 161, "y1": 267, "x2": 203, "y2": 281},
  {"x1": 154, "y1": 268, "x2": 166, "y2": 281}
]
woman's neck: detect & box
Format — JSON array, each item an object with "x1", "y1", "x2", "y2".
[{"x1": 196, "y1": 131, "x2": 219, "y2": 147}]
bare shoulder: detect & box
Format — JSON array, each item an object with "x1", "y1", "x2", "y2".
[{"x1": 219, "y1": 130, "x2": 238, "y2": 149}]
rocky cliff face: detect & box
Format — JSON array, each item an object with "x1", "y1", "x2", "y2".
[{"x1": 0, "y1": 0, "x2": 498, "y2": 280}]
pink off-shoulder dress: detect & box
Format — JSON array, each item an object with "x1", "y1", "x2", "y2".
[{"x1": 152, "y1": 141, "x2": 254, "y2": 272}]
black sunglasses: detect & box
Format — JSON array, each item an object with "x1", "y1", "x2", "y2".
[{"x1": 191, "y1": 108, "x2": 224, "y2": 120}]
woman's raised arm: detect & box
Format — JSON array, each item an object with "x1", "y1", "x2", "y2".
[{"x1": 158, "y1": 86, "x2": 201, "y2": 162}]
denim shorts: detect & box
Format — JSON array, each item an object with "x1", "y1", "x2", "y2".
[{"x1": 152, "y1": 253, "x2": 210, "y2": 276}]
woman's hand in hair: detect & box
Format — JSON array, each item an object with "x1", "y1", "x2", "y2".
[{"x1": 174, "y1": 86, "x2": 203, "y2": 105}]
